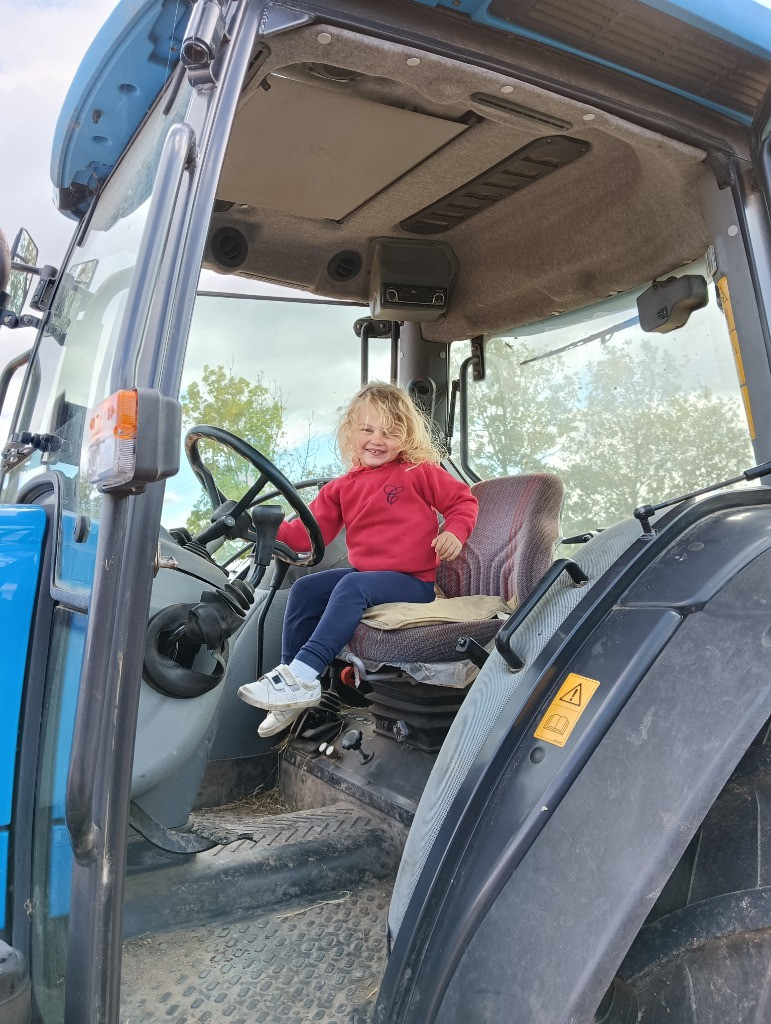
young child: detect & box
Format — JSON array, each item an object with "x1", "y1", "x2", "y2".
[{"x1": 237, "y1": 382, "x2": 478, "y2": 736}]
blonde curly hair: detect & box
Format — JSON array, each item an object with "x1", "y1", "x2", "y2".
[{"x1": 337, "y1": 382, "x2": 442, "y2": 468}]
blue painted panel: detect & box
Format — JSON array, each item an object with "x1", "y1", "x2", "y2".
[
  {"x1": 0, "y1": 506, "x2": 46, "y2": 827},
  {"x1": 48, "y1": 825, "x2": 73, "y2": 919},
  {"x1": 0, "y1": 504, "x2": 46, "y2": 933},
  {"x1": 51, "y1": 0, "x2": 188, "y2": 218}
]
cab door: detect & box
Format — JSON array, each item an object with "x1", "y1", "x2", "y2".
[{"x1": 0, "y1": 4, "x2": 269, "y2": 1022}]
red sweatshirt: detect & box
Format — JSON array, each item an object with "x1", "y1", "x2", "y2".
[{"x1": 277, "y1": 461, "x2": 478, "y2": 581}]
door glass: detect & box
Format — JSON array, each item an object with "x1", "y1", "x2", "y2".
[
  {"x1": 163, "y1": 294, "x2": 372, "y2": 558},
  {"x1": 463, "y1": 260, "x2": 755, "y2": 538},
  {"x1": 0, "y1": 80, "x2": 193, "y2": 595}
]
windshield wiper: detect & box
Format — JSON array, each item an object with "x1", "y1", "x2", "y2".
[{"x1": 519, "y1": 315, "x2": 639, "y2": 366}]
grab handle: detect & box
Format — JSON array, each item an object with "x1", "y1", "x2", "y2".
[{"x1": 495, "y1": 559, "x2": 589, "y2": 671}]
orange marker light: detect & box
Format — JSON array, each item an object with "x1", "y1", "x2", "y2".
[{"x1": 86, "y1": 389, "x2": 139, "y2": 488}]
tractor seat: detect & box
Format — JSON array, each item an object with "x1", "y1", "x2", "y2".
[{"x1": 344, "y1": 474, "x2": 564, "y2": 749}]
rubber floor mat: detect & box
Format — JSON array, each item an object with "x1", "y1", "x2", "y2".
[
  {"x1": 120, "y1": 881, "x2": 391, "y2": 1024},
  {"x1": 187, "y1": 803, "x2": 379, "y2": 847}
]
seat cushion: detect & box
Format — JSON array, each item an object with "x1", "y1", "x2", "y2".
[
  {"x1": 348, "y1": 615, "x2": 502, "y2": 663},
  {"x1": 360, "y1": 594, "x2": 510, "y2": 630}
]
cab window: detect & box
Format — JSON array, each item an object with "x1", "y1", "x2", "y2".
[
  {"x1": 460, "y1": 260, "x2": 754, "y2": 537},
  {"x1": 162, "y1": 293, "x2": 389, "y2": 554}
]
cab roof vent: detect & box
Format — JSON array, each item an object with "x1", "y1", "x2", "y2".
[
  {"x1": 400, "y1": 135, "x2": 590, "y2": 235},
  {"x1": 327, "y1": 250, "x2": 362, "y2": 282},
  {"x1": 211, "y1": 227, "x2": 248, "y2": 269}
]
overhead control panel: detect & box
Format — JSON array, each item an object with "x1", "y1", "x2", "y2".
[{"x1": 368, "y1": 238, "x2": 458, "y2": 322}]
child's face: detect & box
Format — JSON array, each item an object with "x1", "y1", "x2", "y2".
[{"x1": 352, "y1": 404, "x2": 402, "y2": 468}]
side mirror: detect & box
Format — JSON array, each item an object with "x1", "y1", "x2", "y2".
[
  {"x1": 5, "y1": 229, "x2": 40, "y2": 317},
  {"x1": 636, "y1": 274, "x2": 708, "y2": 334}
]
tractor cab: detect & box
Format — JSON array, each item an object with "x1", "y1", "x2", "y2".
[{"x1": 1, "y1": 2, "x2": 771, "y2": 1023}]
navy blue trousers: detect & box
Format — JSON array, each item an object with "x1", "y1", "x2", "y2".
[{"x1": 281, "y1": 568, "x2": 435, "y2": 675}]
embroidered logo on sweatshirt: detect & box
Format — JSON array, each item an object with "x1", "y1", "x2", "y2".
[{"x1": 384, "y1": 485, "x2": 404, "y2": 506}]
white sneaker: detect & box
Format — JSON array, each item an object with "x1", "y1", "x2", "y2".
[
  {"x1": 258, "y1": 706, "x2": 306, "y2": 737},
  {"x1": 238, "y1": 664, "x2": 322, "y2": 711}
]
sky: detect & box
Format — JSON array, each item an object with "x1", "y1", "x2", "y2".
[{"x1": 0, "y1": 1, "x2": 123, "y2": 419}]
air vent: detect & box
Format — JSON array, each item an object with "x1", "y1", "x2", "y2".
[
  {"x1": 471, "y1": 93, "x2": 571, "y2": 130},
  {"x1": 327, "y1": 250, "x2": 362, "y2": 282},
  {"x1": 304, "y1": 63, "x2": 362, "y2": 83},
  {"x1": 401, "y1": 135, "x2": 590, "y2": 235},
  {"x1": 211, "y1": 227, "x2": 248, "y2": 269}
]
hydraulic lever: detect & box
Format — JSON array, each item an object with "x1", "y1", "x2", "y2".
[{"x1": 634, "y1": 459, "x2": 771, "y2": 535}]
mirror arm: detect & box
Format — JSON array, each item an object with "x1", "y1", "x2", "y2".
[
  {"x1": 0, "y1": 303, "x2": 41, "y2": 331},
  {"x1": 10, "y1": 261, "x2": 42, "y2": 276}
]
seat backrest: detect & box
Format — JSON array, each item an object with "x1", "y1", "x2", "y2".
[{"x1": 437, "y1": 474, "x2": 564, "y2": 604}]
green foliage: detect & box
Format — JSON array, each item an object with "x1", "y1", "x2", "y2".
[
  {"x1": 468, "y1": 337, "x2": 753, "y2": 536},
  {"x1": 180, "y1": 364, "x2": 286, "y2": 536},
  {"x1": 466, "y1": 337, "x2": 579, "y2": 478}
]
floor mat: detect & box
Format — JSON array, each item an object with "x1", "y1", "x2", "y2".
[
  {"x1": 188, "y1": 803, "x2": 379, "y2": 846},
  {"x1": 120, "y1": 881, "x2": 391, "y2": 1024}
]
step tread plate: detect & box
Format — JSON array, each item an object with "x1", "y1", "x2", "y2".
[
  {"x1": 188, "y1": 802, "x2": 380, "y2": 848},
  {"x1": 120, "y1": 881, "x2": 391, "y2": 1024}
]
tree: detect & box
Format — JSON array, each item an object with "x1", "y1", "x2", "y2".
[
  {"x1": 559, "y1": 341, "x2": 752, "y2": 534},
  {"x1": 466, "y1": 337, "x2": 753, "y2": 537},
  {"x1": 464, "y1": 336, "x2": 580, "y2": 478},
  {"x1": 180, "y1": 364, "x2": 286, "y2": 536}
]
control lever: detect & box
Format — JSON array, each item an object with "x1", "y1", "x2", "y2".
[
  {"x1": 341, "y1": 729, "x2": 374, "y2": 764},
  {"x1": 250, "y1": 504, "x2": 285, "y2": 565},
  {"x1": 634, "y1": 459, "x2": 771, "y2": 535}
]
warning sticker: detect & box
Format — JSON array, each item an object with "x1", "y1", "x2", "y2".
[{"x1": 534, "y1": 672, "x2": 600, "y2": 748}]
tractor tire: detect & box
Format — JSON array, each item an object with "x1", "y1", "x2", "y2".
[{"x1": 596, "y1": 720, "x2": 771, "y2": 1024}]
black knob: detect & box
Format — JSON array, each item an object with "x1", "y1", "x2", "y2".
[
  {"x1": 341, "y1": 729, "x2": 362, "y2": 751},
  {"x1": 341, "y1": 729, "x2": 373, "y2": 763}
]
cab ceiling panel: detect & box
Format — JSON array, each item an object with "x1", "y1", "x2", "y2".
[
  {"x1": 485, "y1": 0, "x2": 771, "y2": 122},
  {"x1": 205, "y1": 23, "x2": 710, "y2": 341},
  {"x1": 217, "y1": 76, "x2": 468, "y2": 221}
]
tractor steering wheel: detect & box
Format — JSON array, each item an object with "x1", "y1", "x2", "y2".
[{"x1": 184, "y1": 424, "x2": 325, "y2": 566}]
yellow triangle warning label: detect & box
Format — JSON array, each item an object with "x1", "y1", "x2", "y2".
[
  {"x1": 560, "y1": 684, "x2": 583, "y2": 707},
  {"x1": 534, "y1": 673, "x2": 600, "y2": 748}
]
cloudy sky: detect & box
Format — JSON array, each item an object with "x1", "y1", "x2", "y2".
[
  {"x1": 0, "y1": 1, "x2": 120, "y2": 276},
  {"x1": 0, "y1": 1, "x2": 121, "y2": 396}
]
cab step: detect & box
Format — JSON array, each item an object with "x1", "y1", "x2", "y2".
[{"x1": 123, "y1": 803, "x2": 401, "y2": 940}]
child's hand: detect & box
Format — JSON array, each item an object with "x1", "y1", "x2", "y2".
[{"x1": 431, "y1": 531, "x2": 463, "y2": 562}]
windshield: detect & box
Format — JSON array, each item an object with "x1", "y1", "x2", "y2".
[
  {"x1": 461, "y1": 260, "x2": 754, "y2": 538},
  {"x1": 1, "y1": 82, "x2": 193, "y2": 593},
  {"x1": 162, "y1": 292, "x2": 389, "y2": 558}
]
